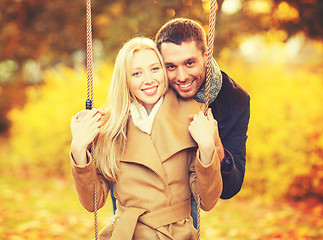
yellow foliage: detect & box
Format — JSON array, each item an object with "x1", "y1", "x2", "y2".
[
  {"x1": 7, "y1": 57, "x2": 323, "y2": 200},
  {"x1": 275, "y1": 2, "x2": 299, "y2": 22},
  {"x1": 223, "y1": 60, "x2": 323, "y2": 200},
  {"x1": 8, "y1": 63, "x2": 113, "y2": 174}
]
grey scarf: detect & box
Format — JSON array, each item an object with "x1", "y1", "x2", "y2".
[{"x1": 193, "y1": 58, "x2": 222, "y2": 104}]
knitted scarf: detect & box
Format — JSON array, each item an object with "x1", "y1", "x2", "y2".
[{"x1": 193, "y1": 58, "x2": 222, "y2": 104}]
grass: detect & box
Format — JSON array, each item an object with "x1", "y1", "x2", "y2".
[
  {"x1": 1, "y1": 170, "x2": 322, "y2": 240},
  {"x1": 0, "y1": 171, "x2": 112, "y2": 240}
]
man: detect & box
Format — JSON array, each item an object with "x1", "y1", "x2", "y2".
[{"x1": 155, "y1": 18, "x2": 250, "y2": 227}]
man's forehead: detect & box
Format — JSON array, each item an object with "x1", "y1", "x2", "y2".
[
  {"x1": 160, "y1": 40, "x2": 199, "y2": 50},
  {"x1": 160, "y1": 41, "x2": 203, "y2": 63}
]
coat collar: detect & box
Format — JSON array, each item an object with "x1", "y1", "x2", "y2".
[
  {"x1": 210, "y1": 70, "x2": 249, "y2": 125},
  {"x1": 210, "y1": 97, "x2": 228, "y2": 123},
  {"x1": 151, "y1": 89, "x2": 203, "y2": 161},
  {"x1": 120, "y1": 89, "x2": 203, "y2": 178}
]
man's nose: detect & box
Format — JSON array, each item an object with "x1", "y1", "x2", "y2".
[{"x1": 177, "y1": 66, "x2": 189, "y2": 82}]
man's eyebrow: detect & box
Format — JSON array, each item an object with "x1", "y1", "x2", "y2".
[
  {"x1": 186, "y1": 57, "x2": 197, "y2": 61},
  {"x1": 164, "y1": 57, "x2": 197, "y2": 66}
]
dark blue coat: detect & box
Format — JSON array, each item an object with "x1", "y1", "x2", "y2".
[
  {"x1": 190, "y1": 71, "x2": 250, "y2": 227},
  {"x1": 212, "y1": 71, "x2": 250, "y2": 199}
]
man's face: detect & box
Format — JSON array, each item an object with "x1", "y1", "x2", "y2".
[{"x1": 159, "y1": 41, "x2": 207, "y2": 99}]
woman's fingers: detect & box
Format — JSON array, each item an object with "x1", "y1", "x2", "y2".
[{"x1": 207, "y1": 108, "x2": 215, "y2": 121}]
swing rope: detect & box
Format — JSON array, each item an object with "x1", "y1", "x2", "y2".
[
  {"x1": 85, "y1": 0, "x2": 217, "y2": 239},
  {"x1": 85, "y1": 0, "x2": 98, "y2": 240},
  {"x1": 197, "y1": 0, "x2": 218, "y2": 239},
  {"x1": 86, "y1": 0, "x2": 94, "y2": 108},
  {"x1": 204, "y1": 0, "x2": 217, "y2": 115}
]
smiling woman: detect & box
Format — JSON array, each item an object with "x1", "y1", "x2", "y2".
[{"x1": 129, "y1": 48, "x2": 166, "y2": 114}]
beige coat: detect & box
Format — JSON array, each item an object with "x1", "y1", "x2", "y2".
[{"x1": 71, "y1": 89, "x2": 223, "y2": 240}]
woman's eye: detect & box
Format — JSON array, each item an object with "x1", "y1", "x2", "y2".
[
  {"x1": 152, "y1": 67, "x2": 160, "y2": 72},
  {"x1": 131, "y1": 72, "x2": 141, "y2": 77}
]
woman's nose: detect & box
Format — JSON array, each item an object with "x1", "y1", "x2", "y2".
[{"x1": 143, "y1": 72, "x2": 154, "y2": 84}]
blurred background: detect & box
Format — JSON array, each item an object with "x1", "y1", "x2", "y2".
[{"x1": 0, "y1": 0, "x2": 322, "y2": 239}]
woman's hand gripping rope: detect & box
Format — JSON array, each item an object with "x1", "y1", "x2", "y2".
[{"x1": 70, "y1": 108, "x2": 106, "y2": 166}]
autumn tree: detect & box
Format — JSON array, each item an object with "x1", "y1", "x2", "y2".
[
  {"x1": 0, "y1": 0, "x2": 88, "y2": 132},
  {"x1": 1, "y1": 0, "x2": 322, "y2": 77},
  {"x1": 272, "y1": 0, "x2": 323, "y2": 39},
  {"x1": 0, "y1": 0, "x2": 208, "y2": 133},
  {"x1": 1, "y1": 0, "x2": 323, "y2": 133}
]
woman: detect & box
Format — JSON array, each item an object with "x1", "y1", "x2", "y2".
[{"x1": 70, "y1": 36, "x2": 222, "y2": 240}]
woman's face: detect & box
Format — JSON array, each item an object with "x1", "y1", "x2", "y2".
[{"x1": 129, "y1": 49, "x2": 165, "y2": 114}]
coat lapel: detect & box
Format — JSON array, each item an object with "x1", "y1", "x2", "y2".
[
  {"x1": 120, "y1": 119, "x2": 167, "y2": 181},
  {"x1": 211, "y1": 97, "x2": 228, "y2": 130},
  {"x1": 151, "y1": 89, "x2": 203, "y2": 162},
  {"x1": 120, "y1": 89, "x2": 203, "y2": 178}
]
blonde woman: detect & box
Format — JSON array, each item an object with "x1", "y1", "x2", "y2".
[{"x1": 70, "y1": 36, "x2": 222, "y2": 239}]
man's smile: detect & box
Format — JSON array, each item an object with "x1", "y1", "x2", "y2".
[{"x1": 177, "y1": 80, "x2": 194, "y2": 91}]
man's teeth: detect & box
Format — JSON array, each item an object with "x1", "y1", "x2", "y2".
[{"x1": 180, "y1": 82, "x2": 191, "y2": 88}]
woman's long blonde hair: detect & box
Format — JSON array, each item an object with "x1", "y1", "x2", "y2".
[{"x1": 94, "y1": 36, "x2": 168, "y2": 182}]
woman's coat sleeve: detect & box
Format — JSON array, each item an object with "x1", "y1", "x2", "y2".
[
  {"x1": 70, "y1": 150, "x2": 111, "y2": 212},
  {"x1": 189, "y1": 149, "x2": 223, "y2": 211}
]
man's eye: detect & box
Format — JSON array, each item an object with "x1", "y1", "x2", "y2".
[
  {"x1": 152, "y1": 67, "x2": 160, "y2": 72},
  {"x1": 187, "y1": 61, "x2": 195, "y2": 66},
  {"x1": 166, "y1": 65, "x2": 175, "y2": 70}
]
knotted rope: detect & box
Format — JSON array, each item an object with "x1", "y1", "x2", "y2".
[
  {"x1": 86, "y1": 0, "x2": 94, "y2": 109},
  {"x1": 198, "y1": 0, "x2": 218, "y2": 239},
  {"x1": 85, "y1": 0, "x2": 98, "y2": 240},
  {"x1": 204, "y1": 0, "x2": 217, "y2": 115}
]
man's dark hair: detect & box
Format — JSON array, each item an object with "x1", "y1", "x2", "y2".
[{"x1": 155, "y1": 18, "x2": 207, "y2": 54}]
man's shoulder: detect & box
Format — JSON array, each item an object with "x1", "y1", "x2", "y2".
[{"x1": 217, "y1": 71, "x2": 250, "y2": 111}]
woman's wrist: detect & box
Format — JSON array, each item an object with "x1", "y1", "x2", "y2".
[
  {"x1": 71, "y1": 140, "x2": 88, "y2": 165},
  {"x1": 199, "y1": 143, "x2": 215, "y2": 166}
]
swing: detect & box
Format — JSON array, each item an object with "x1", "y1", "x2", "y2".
[{"x1": 84, "y1": 0, "x2": 218, "y2": 239}]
